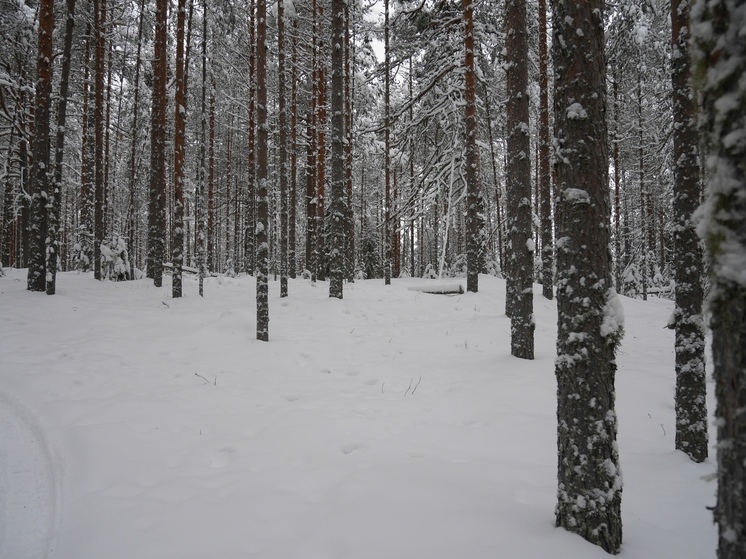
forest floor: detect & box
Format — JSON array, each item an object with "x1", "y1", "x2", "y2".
[{"x1": 0, "y1": 268, "x2": 717, "y2": 559}]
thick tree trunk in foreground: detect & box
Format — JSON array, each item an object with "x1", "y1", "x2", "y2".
[
  {"x1": 552, "y1": 0, "x2": 622, "y2": 553},
  {"x1": 505, "y1": 0, "x2": 534, "y2": 359},
  {"x1": 27, "y1": 0, "x2": 54, "y2": 292},
  {"x1": 463, "y1": 0, "x2": 480, "y2": 294},
  {"x1": 172, "y1": 0, "x2": 188, "y2": 298},
  {"x1": 538, "y1": 0, "x2": 553, "y2": 300},
  {"x1": 694, "y1": 1, "x2": 746, "y2": 556},
  {"x1": 671, "y1": 0, "x2": 707, "y2": 463},
  {"x1": 46, "y1": 0, "x2": 76, "y2": 295},
  {"x1": 328, "y1": 0, "x2": 346, "y2": 299},
  {"x1": 256, "y1": 0, "x2": 269, "y2": 341},
  {"x1": 148, "y1": 0, "x2": 168, "y2": 287}
]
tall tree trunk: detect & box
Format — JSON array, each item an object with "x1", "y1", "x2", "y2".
[
  {"x1": 126, "y1": 0, "x2": 146, "y2": 280},
  {"x1": 383, "y1": 0, "x2": 391, "y2": 285},
  {"x1": 484, "y1": 87, "x2": 503, "y2": 272},
  {"x1": 316, "y1": 0, "x2": 327, "y2": 281},
  {"x1": 278, "y1": 0, "x2": 289, "y2": 297},
  {"x1": 505, "y1": 0, "x2": 534, "y2": 359},
  {"x1": 46, "y1": 0, "x2": 76, "y2": 295},
  {"x1": 637, "y1": 65, "x2": 647, "y2": 301},
  {"x1": 245, "y1": 0, "x2": 256, "y2": 276},
  {"x1": 207, "y1": 89, "x2": 216, "y2": 271},
  {"x1": 463, "y1": 0, "x2": 480, "y2": 293},
  {"x1": 538, "y1": 0, "x2": 552, "y2": 299},
  {"x1": 256, "y1": 0, "x2": 269, "y2": 341},
  {"x1": 93, "y1": 0, "x2": 106, "y2": 280},
  {"x1": 552, "y1": 1, "x2": 622, "y2": 553},
  {"x1": 290, "y1": 16, "x2": 299, "y2": 279},
  {"x1": 670, "y1": 0, "x2": 707, "y2": 463},
  {"x1": 196, "y1": 0, "x2": 208, "y2": 296},
  {"x1": 693, "y1": 3, "x2": 746, "y2": 557},
  {"x1": 172, "y1": 0, "x2": 188, "y2": 297},
  {"x1": 148, "y1": 0, "x2": 168, "y2": 287},
  {"x1": 344, "y1": 3, "x2": 355, "y2": 282},
  {"x1": 613, "y1": 75, "x2": 622, "y2": 292},
  {"x1": 329, "y1": 0, "x2": 346, "y2": 298},
  {"x1": 27, "y1": 0, "x2": 54, "y2": 291}
]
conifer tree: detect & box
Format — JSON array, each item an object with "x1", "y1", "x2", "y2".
[{"x1": 552, "y1": 0, "x2": 623, "y2": 553}]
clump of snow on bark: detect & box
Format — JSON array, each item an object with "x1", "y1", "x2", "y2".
[
  {"x1": 566, "y1": 103, "x2": 587, "y2": 120},
  {"x1": 563, "y1": 188, "x2": 590, "y2": 204},
  {"x1": 601, "y1": 288, "x2": 625, "y2": 341}
]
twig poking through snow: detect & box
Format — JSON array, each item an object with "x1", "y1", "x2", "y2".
[
  {"x1": 411, "y1": 376, "x2": 422, "y2": 395},
  {"x1": 195, "y1": 372, "x2": 210, "y2": 385},
  {"x1": 404, "y1": 378, "x2": 413, "y2": 396},
  {"x1": 661, "y1": 424, "x2": 666, "y2": 436}
]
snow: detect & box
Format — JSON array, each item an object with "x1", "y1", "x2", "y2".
[{"x1": 0, "y1": 270, "x2": 717, "y2": 559}]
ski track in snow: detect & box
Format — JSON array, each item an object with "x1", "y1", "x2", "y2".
[{"x1": 0, "y1": 392, "x2": 61, "y2": 559}]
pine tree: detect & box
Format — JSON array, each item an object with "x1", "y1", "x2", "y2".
[
  {"x1": 26, "y1": 0, "x2": 54, "y2": 292},
  {"x1": 148, "y1": 0, "x2": 168, "y2": 288},
  {"x1": 552, "y1": 0, "x2": 623, "y2": 553},
  {"x1": 329, "y1": 0, "x2": 347, "y2": 299},
  {"x1": 505, "y1": 0, "x2": 534, "y2": 359},
  {"x1": 670, "y1": 0, "x2": 707, "y2": 463},
  {"x1": 693, "y1": 1, "x2": 746, "y2": 556},
  {"x1": 463, "y1": 0, "x2": 480, "y2": 293},
  {"x1": 256, "y1": 0, "x2": 269, "y2": 341}
]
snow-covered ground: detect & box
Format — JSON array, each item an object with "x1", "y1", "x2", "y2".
[{"x1": 0, "y1": 269, "x2": 717, "y2": 559}]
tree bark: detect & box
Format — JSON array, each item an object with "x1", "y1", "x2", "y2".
[
  {"x1": 148, "y1": 0, "x2": 168, "y2": 287},
  {"x1": 505, "y1": 0, "x2": 534, "y2": 359},
  {"x1": 93, "y1": 0, "x2": 106, "y2": 280},
  {"x1": 538, "y1": 0, "x2": 552, "y2": 300},
  {"x1": 26, "y1": 0, "x2": 54, "y2": 291},
  {"x1": 552, "y1": 1, "x2": 622, "y2": 553},
  {"x1": 172, "y1": 0, "x2": 188, "y2": 297},
  {"x1": 329, "y1": 0, "x2": 346, "y2": 298},
  {"x1": 46, "y1": 0, "x2": 76, "y2": 295},
  {"x1": 463, "y1": 0, "x2": 480, "y2": 293},
  {"x1": 278, "y1": 0, "x2": 289, "y2": 297},
  {"x1": 670, "y1": 0, "x2": 707, "y2": 463},
  {"x1": 256, "y1": 0, "x2": 269, "y2": 341},
  {"x1": 694, "y1": 1, "x2": 746, "y2": 556}
]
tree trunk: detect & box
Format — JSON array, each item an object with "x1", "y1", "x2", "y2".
[
  {"x1": 694, "y1": 2, "x2": 746, "y2": 557},
  {"x1": 26, "y1": 0, "x2": 54, "y2": 291},
  {"x1": 670, "y1": 0, "x2": 707, "y2": 463},
  {"x1": 538, "y1": 0, "x2": 552, "y2": 300},
  {"x1": 46, "y1": 0, "x2": 76, "y2": 295},
  {"x1": 196, "y1": 0, "x2": 208, "y2": 296},
  {"x1": 383, "y1": 0, "x2": 391, "y2": 285},
  {"x1": 93, "y1": 0, "x2": 106, "y2": 280},
  {"x1": 256, "y1": 0, "x2": 269, "y2": 341},
  {"x1": 552, "y1": 1, "x2": 622, "y2": 553},
  {"x1": 463, "y1": 0, "x2": 480, "y2": 293},
  {"x1": 278, "y1": 0, "x2": 289, "y2": 297},
  {"x1": 329, "y1": 0, "x2": 346, "y2": 299},
  {"x1": 505, "y1": 0, "x2": 534, "y2": 359},
  {"x1": 148, "y1": 0, "x2": 168, "y2": 287},
  {"x1": 172, "y1": 0, "x2": 188, "y2": 297}
]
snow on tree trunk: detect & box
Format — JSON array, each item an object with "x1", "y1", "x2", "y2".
[
  {"x1": 256, "y1": 0, "x2": 269, "y2": 341},
  {"x1": 463, "y1": 0, "x2": 480, "y2": 294},
  {"x1": 538, "y1": 0, "x2": 553, "y2": 301},
  {"x1": 26, "y1": 0, "x2": 54, "y2": 292},
  {"x1": 46, "y1": 0, "x2": 75, "y2": 295},
  {"x1": 671, "y1": 0, "x2": 707, "y2": 463},
  {"x1": 278, "y1": 0, "x2": 289, "y2": 298},
  {"x1": 172, "y1": 0, "x2": 187, "y2": 298},
  {"x1": 328, "y1": 0, "x2": 346, "y2": 299},
  {"x1": 693, "y1": 0, "x2": 746, "y2": 556},
  {"x1": 148, "y1": 0, "x2": 167, "y2": 288},
  {"x1": 552, "y1": 1, "x2": 623, "y2": 553},
  {"x1": 505, "y1": 0, "x2": 534, "y2": 359}
]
